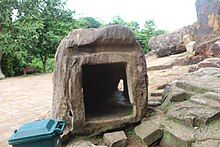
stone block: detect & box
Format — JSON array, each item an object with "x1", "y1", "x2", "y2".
[
  {"x1": 134, "y1": 121, "x2": 163, "y2": 146},
  {"x1": 103, "y1": 131, "x2": 127, "y2": 147}
]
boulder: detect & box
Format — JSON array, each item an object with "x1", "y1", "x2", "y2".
[
  {"x1": 134, "y1": 121, "x2": 163, "y2": 146},
  {"x1": 209, "y1": 40, "x2": 220, "y2": 57},
  {"x1": 195, "y1": 0, "x2": 220, "y2": 35},
  {"x1": 148, "y1": 25, "x2": 195, "y2": 57},
  {"x1": 103, "y1": 131, "x2": 127, "y2": 147},
  {"x1": 194, "y1": 37, "x2": 220, "y2": 57},
  {"x1": 189, "y1": 57, "x2": 220, "y2": 72}
]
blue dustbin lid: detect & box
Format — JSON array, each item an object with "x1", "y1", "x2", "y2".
[{"x1": 8, "y1": 119, "x2": 66, "y2": 145}]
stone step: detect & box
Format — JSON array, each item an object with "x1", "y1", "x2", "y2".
[
  {"x1": 150, "y1": 89, "x2": 164, "y2": 97},
  {"x1": 148, "y1": 96, "x2": 163, "y2": 107}
]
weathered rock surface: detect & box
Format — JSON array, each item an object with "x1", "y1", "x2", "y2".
[
  {"x1": 66, "y1": 141, "x2": 107, "y2": 147},
  {"x1": 162, "y1": 67, "x2": 220, "y2": 107},
  {"x1": 147, "y1": 53, "x2": 192, "y2": 94},
  {"x1": 148, "y1": 0, "x2": 220, "y2": 58},
  {"x1": 209, "y1": 40, "x2": 220, "y2": 57},
  {"x1": 196, "y1": 0, "x2": 220, "y2": 35},
  {"x1": 103, "y1": 131, "x2": 127, "y2": 147},
  {"x1": 134, "y1": 121, "x2": 163, "y2": 146},
  {"x1": 194, "y1": 36, "x2": 220, "y2": 57},
  {"x1": 159, "y1": 67, "x2": 220, "y2": 146},
  {"x1": 147, "y1": 52, "x2": 193, "y2": 71},
  {"x1": 189, "y1": 57, "x2": 220, "y2": 72},
  {"x1": 52, "y1": 25, "x2": 148, "y2": 136},
  {"x1": 192, "y1": 139, "x2": 220, "y2": 147},
  {"x1": 148, "y1": 25, "x2": 195, "y2": 57}
]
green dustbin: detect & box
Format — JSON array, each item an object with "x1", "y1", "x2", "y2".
[{"x1": 8, "y1": 119, "x2": 66, "y2": 147}]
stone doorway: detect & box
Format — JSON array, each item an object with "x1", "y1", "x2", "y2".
[{"x1": 82, "y1": 63, "x2": 133, "y2": 121}]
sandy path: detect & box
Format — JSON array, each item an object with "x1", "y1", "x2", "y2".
[{"x1": 0, "y1": 74, "x2": 53, "y2": 147}]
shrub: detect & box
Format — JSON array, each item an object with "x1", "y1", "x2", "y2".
[
  {"x1": 1, "y1": 53, "x2": 24, "y2": 77},
  {"x1": 29, "y1": 58, "x2": 55, "y2": 73}
]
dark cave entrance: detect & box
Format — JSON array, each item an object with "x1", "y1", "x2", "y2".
[{"x1": 82, "y1": 63, "x2": 133, "y2": 121}]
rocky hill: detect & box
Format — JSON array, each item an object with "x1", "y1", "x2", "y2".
[{"x1": 148, "y1": 0, "x2": 220, "y2": 59}]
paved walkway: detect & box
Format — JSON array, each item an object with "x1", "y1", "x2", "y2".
[{"x1": 0, "y1": 74, "x2": 52, "y2": 147}]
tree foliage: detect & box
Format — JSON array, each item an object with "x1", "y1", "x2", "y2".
[
  {"x1": 16, "y1": 0, "x2": 75, "y2": 72},
  {"x1": 78, "y1": 17, "x2": 102, "y2": 28},
  {"x1": 0, "y1": 2, "x2": 166, "y2": 77},
  {"x1": 0, "y1": 0, "x2": 19, "y2": 54},
  {"x1": 108, "y1": 16, "x2": 167, "y2": 53}
]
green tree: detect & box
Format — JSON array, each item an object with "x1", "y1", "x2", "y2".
[
  {"x1": 135, "y1": 20, "x2": 167, "y2": 53},
  {"x1": 108, "y1": 16, "x2": 127, "y2": 26},
  {"x1": 0, "y1": 0, "x2": 20, "y2": 78},
  {"x1": 108, "y1": 17, "x2": 167, "y2": 53},
  {"x1": 79, "y1": 17, "x2": 102, "y2": 28},
  {"x1": 17, "y1": 0, "x2": 74, "y2": 72}
]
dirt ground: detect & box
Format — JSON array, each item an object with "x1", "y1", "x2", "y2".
[
  {"x1": 0, "y1": 73, "x2": 52, "y2": 147},
  {"x1": 0, "y1": 54, "x2": 190, "y2": 146}
]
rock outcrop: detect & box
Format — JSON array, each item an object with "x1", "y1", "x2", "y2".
[
  {"x1": 189, "y1": 57, "x2": 220, "y2": 72},
  {"x1": 148, "y1": 0, "x2": 220, "y2": 58},
  {"x1": 136, "y1": 66, "x2": 220, "y2": 146},
  {"x1": 159, "y1": 67, "x2": 220, "y2": 146},
  {"x1": 52, "y1": 25, "x2": 148, "y2": 137},
  {"x1": 148, "y1": 25, "x2": 195, "y2": 57},
  {"x1": 196, "y1": 0, "x2": 220, "y2": 35}
]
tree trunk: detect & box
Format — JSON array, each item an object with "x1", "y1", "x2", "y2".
[
  {"x1": 40, "y1": 55, "x2": 47, "y2": 73},
  {"x1": 42, "y1": 60, "x2": 46, "y2": 73},
  {"x1": 0, "y1": 51, "x2": 5, "y2": 79}
]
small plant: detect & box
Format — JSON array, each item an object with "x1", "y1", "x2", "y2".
[{"x1": 29, "y1": 58, "x2": 55, "y2": 73}]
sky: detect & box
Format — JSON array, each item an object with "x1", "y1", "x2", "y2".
[{"x1": 66, "y1": 0, "x2": 197, "y2": 31}]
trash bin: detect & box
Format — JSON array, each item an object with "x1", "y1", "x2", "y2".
[{"x1": 8, "y1": 119, "x2": 66, "y2": 147}]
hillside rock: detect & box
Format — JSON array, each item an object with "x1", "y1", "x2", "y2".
[
  {"x1": 148, "y1": 0, "x2": 220, "y2": 58},
  {"x1": 148, "y1": 25, "x2": 195, "y2": 57},
  {"x1": 189, "y1": 57, "x2": 220, "y2": 72},
  {"x1": 195, "y1": 0, "x2": 220, "y2": 35},
  {"x1": 209, "y1": 40, "x2": 220, "y2": 56},
  {"x1": 162, "y1": 67, "x2": 220, "y2": 107},
  {"x1": 194, "y1": 36, "x2": 220, "y2": 57},
  {"x1": 159, "y1": 67, "x2": 220, "y2": 146}
]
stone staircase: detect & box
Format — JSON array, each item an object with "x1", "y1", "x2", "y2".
[{"x1": 148, "y1": 89, "x2": 163, "y2": 107}]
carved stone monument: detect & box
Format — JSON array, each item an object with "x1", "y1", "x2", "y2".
[{"x1": 52, "y1": 25, "x2": 148, "y2": 136}]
